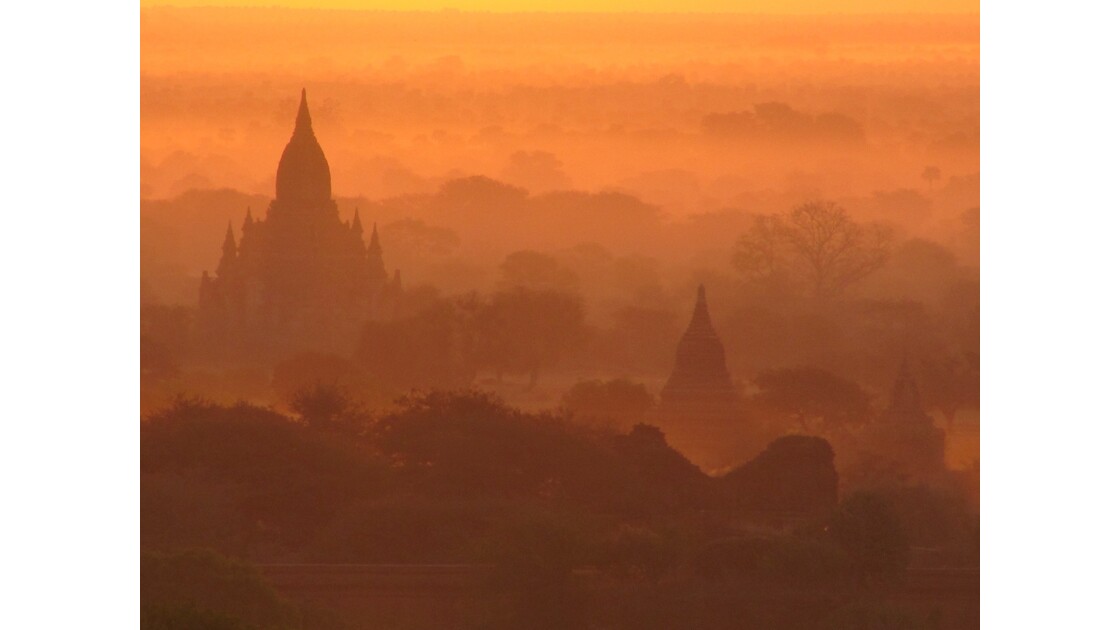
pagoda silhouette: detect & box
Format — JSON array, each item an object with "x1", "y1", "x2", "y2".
[
  {"x1": 198, "y1": 90, "x2": 398, "y2": 358},
  {"x1": 660, "y1": 285, "x2": 741, "y2": 415},
  {"x1": 862, "y1": 360, "x2": 947, "y2": 477}
]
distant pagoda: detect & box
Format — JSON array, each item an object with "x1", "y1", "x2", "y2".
[
  {"x1": 198, "y1": 89, "x2": 398, "y2": 358},
  {"x1": 863, "y1": 360, "x2": 946, "y2": 476},
  {"x1": 660, "y1": 285, "x2": 740, "y2": 413}
]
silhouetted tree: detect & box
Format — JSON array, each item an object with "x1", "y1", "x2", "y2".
[
  {"x1": 783, "y1": 202, "x2": 892, "y2": 297},
  {"x1": 753, "y1": 367, "x2": 872, "y2": 434},
  {"x1": 353, "y1": 300, "x2": 477, "y2": 391},
  {"x1": 702, "y1": 102, "x2": 865, "y2": 146},
  {"x1": 142, "y1": 398, "x2": 387, "y2": 553},
  {"x1": 730, "y1": 214, "x2": 789, "y2": 293},
  {"x1": 379, "y1": 218, "x2": 460, "y2": 269},
  {"x1": 372, "y1": 391, "x2": 613, "y2": 503},
  {"x1": 435, "y1": 175, "x2": 529, "y2": 214},
  {"x1": 271, "y1": 351, "x2": 370, "y2": 404},
  {"x1": 500, "y1": 250, "x2": 579, "y2": 293},
  {"x1": 475, "y1": 288, "x2": 585, "y2": 388},
  {"x1": 733, "y1": 202, "x2": 891, "y2": 297},
  {"x1": 289, "y1": 383, "x2": 372, "y2": 436},
  {"x1": 503, "y1": 150, "x2": 572, "y2": 192},
  {"x1": 561, "y1": 379, "x2": 654, "y2": 428}
]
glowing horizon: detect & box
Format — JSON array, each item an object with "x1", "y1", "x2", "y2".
[{"x1": 139, "y1": 0, "x2": 978, "y2": 15}]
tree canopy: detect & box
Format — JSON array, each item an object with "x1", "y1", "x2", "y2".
[
  {"x1": 752, "y1": 367, "x2": 872, "y2": 434},
  {"x1": 733, "y1": 202, "x2": 892, "y2": 298}
]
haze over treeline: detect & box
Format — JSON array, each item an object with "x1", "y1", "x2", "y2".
[
  {"x1": 142, "y1": 9, "x2": 978, "y2": 204},
  {"x1": 140, "y1": 8, "x2": 979, "y2": 628},
  {"x1": 141, "y1": 7, "x2": 978, "y2": 470}
]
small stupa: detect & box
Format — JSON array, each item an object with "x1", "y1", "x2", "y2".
[
  {"x1": 863, "y1": 360, "x2": 946, "y2": 476},
  {"x1": 660, "y1": 285, "x2": 740, "y2": 412}
]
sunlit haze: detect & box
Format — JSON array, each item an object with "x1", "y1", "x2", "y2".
[
  {"x1": 141, "y1": 1, "x2": 978, "y2": 14},
  {"x1": 141, "y1": 4, "x2": 980, "y2": 628}
]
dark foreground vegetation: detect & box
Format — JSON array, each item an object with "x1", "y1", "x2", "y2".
[{"x1": 141, "y1": 390, "x2": 978, "y2": 630}]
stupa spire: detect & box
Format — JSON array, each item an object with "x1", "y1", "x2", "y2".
[
  {"x1": 223, "y1": 221, "x2": 237, "y2": 251},
  {"x1": 368, "y1": 223, "x2": 388, "y2": 284},
  {"x1": 685, "y1": 284, "x2": 716, "y2": 336},
  {"x1": 241, "y1": 207, "x2": 254, "y2": 234},
  {"x1": 351, "y1": 208, "x2": 364, "y2": 235},
  {"x1": 216, "y1": 221, "x2": 238, "y2": 277},
  {"x1": 660, "y1": 284, "x2": 738, "y2": 409},
  {"x1": 369, "y1": 223, "x2": 382, "y2": 253},
  {"x1": 275, "y1": 88, "x2": 331, "y2": 203},
  {"x1": 294, "y1": 88, "x2": 313, "y2": 136}
]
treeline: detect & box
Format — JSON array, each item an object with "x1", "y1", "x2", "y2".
[
  {"x1": 142, "y1": 197, "x2": 979, "y2": 396},
  {"x1": 141, "y1": 390, "x2": 977, "y2": 629}
]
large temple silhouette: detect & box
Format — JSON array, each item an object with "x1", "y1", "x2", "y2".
[
  {"x1": 199, "y1": 90, "x2": 397, "y2": 358},
  {"x1": 660, "y1": 285, "x2": 741, "y2": 417}
]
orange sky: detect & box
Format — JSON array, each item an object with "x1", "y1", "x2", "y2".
[{"x1": 140, "y1": 0, "x2": 977, "y2": 13}]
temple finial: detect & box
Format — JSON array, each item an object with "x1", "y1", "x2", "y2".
[
  {"x1": 352, "y1": 208, "x2": 364, "y2": 234},
  {"x1": 687, "y1": 284, "x2": 714, "y2": 333},
  {"x1": 294, "y1": 88, "x2": 313, "y2": 135},
  {"x1": 660, "y1": 282, "x2": 737, "y2": 408},
  {"x1": 367, "y1": 224, "x2": 388, "y2": 284},
  {"x1": 242, "y1": 207, "x2": 254, "y2": 234},
  {"x1": 369, "y1": 223, "x2": 381, "y2": 250},
  {"x1": 217, "y1": 221, "x2": 238, "y2": 277}
]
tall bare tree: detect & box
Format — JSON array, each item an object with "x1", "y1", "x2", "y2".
[{"x1": 733, "y1": 201, "x2": 892, "y2": 298}]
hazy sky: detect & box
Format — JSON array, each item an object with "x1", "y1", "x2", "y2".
[{"x1": 140, "y1": 0, "x2": 977, "y2": 13}]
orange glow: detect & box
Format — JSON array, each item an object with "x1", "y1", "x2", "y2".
[
  {"x1": 142, "y1": 3, "x2": 979, "y2": 492},
  {"x1": 141, "y1": 8, "x2": 980, "y2": 622},
  {"x1": 140, "y1": 1, "x2": 978, "y2": 14}
]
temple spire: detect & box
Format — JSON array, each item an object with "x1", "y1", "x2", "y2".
[
  {"x1": 368, "y1": 223, "x2": 388, "y2": 284},
  {"x1": 660, "y1": 284, "x2": 738, "y2": 410},
  {"x1": 351, "y1": 208, "x2": 364, "y2": 235},
  {"x1": 241, "y1": 207, "x2": 254, "y2": 234},
  {"x1": 685, "y1": 284, "x2": 716, "y2": 336},
  {"x1": 223, "y1": 221, "x2": 237, "y2": 251},
  {"x1": 294, "y1": 88, "x2": 313, "y2": 136},
  {"x1": 369, "y1": 223, "x2": 382, "y2": 253},
  {"x1": 217, "y1": 221, "x2": 238, "y2": 277},
  {"x1": 275, "y1": 88, "x2": 331, "y2": 203}
]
